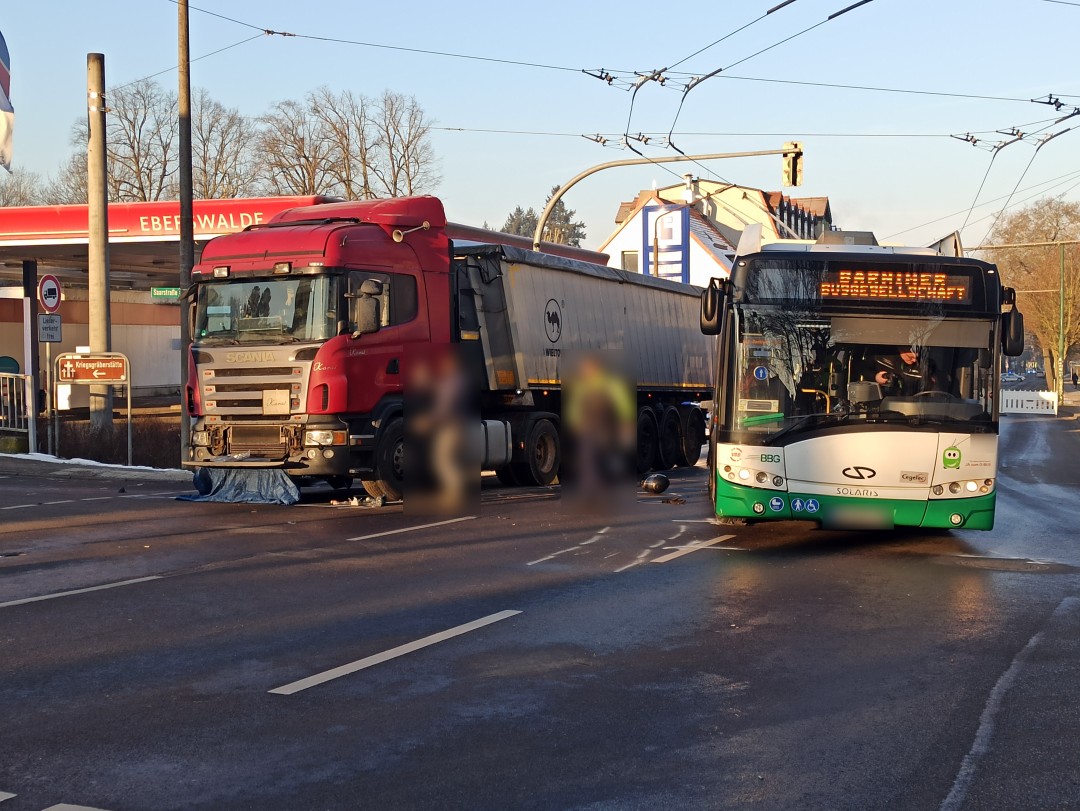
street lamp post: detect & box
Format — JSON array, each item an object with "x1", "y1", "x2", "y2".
[{"x1": 531, "y1": 147, "x2": 797, "y2": 252}]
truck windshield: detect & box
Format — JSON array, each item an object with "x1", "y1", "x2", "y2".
[
  {"x1": 728, "y1": 306, "x2": 995, "y2": 443},
  {"x1": 194, "y1": 275, "x2": 341, "y2": 344}
]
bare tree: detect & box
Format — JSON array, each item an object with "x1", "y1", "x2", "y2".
[
  {"x1": 42, "y1": 152, "x2": 88, "y2": 204},
  {"x1": 0, "y1": 169, "x2": 45, "y2": 206},
  {"x1": 46, "y1": 82, "x2": 439, "y2": 204},
  {"x1": 192, "y1": 88, "x2": 259, "y2": 199},
  {"x1": 984, "y1": 196, "x2": 1080, "y2": 392},
  {"x1": 370, "y1": 90, "x2": 439, "y2": 197},
  {"x1": 105, "y1": 78, "x2": 179, "y2": 201},
  {"x1": 312, "y1": 87, "x2": 377, "y2": 199},
  {"x1": 255, "y1": 97, "x2": 338, "y2": 195}
]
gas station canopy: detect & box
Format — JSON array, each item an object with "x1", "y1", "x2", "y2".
[{"x1": 0, "y1": 196, "x2": 336, "y2": 291}]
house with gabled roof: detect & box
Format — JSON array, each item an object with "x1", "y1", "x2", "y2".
[{"x1": 598, "y1": 178, "x2": 835, "y2": 287}]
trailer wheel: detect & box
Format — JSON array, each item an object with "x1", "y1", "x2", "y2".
[
  {"x1": 366, "y1": 417, "x2": 404, "y2": 502},
  {"x1": 677, "y1": 407, "x2": 707, "y2": 467},
  {"x1": 656, "y1": 406, "x2": 682, "y2": 470},
  {"x1": 512, "y1": 418, "x2": 560, "y2": 486},
  {"x1": 635, "y1": 408, "x2": 659, "y2": 476}
]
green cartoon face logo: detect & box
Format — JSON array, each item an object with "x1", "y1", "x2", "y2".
[{"x1": 942, "y1": 446, "x2": 962, "y2": 469}]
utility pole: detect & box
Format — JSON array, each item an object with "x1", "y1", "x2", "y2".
[
  {"x1": 87, "y1": 52, "x2": 112, "y2": 431},
  {"x1": 178, "y1": 0, "x2": 194, "y2": 466}
]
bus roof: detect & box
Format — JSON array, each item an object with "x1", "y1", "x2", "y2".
[{"x1": 736, "y1": 223, "x2": 965, "y2": 259}]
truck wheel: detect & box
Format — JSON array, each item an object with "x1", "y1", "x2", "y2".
[
  {"x1": 636, "y1": 408, "x2": 659, "y2": 476},
  {"x1": 512, "y1": 418, "x2": 560, "y2": 486},
  {"x1": 361, "y1": 479, "x2": 387, "y2": 499},
  {"x1": 369, "y1": 417, "x2": 404, "y2": 502},
  {"x1": 656, "y1": 406, "x2": 682, "y2": 470},
  {"x1": 677, "y1": 407, "x2": 707, "y2": 467}
]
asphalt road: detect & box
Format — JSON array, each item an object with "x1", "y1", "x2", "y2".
[{"x1": 1, "y1": 408, "x2": 1080, "y2": 811}]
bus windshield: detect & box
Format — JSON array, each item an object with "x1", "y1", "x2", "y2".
[
  {"x1": 728, "y1": 305, "x2": 995, "y2": 443},
  {"x1": 194, "y1": 275, "x2": 341, "y2": 344}
]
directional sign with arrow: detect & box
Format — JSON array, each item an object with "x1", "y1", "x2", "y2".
[{"x1": 55, "y1": 352, "x2": 129, "y2": 384}]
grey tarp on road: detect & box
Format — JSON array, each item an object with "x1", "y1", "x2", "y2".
[{"x1": 178, "y1": 468, "x2": 300, "y2": 505}]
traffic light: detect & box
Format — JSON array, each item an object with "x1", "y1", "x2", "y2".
[{"x1": 782, "y1": 141, "x2": 803, "y2": 187}]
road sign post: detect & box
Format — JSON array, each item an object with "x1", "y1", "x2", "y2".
[
  {"x1": 38, "y1": 274, "x2": 62, "y2": 313},
  {"x1": 38, "y1": 314, "x2": 62, "y2": 455},
  {"x1": 38, "y1": 313, "x2": 62, "y2": 343},
  {"x1": 53, "y1": 351, "x2": 133, "y2": 465},
  {"x1": 150, "y1": 286, "x2": 181, "y2": 302}
]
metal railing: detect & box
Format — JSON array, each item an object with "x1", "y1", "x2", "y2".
[{"x1": 0, "y1": 372, "x2": 38, "y2": 452}]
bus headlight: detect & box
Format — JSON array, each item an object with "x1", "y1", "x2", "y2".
[{"x1": 739, "y1": 469, "x2": 751, "y2": 481}]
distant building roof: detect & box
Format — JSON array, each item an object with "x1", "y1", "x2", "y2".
[
  {"x1": 790, "y1": 196, "x2": 832, "y2": 219},
  {"x1": 688, "y1": 210, "x2": 736, "y2": 266}
]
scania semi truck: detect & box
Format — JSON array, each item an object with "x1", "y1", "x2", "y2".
[{"x1": 186, "y1": 196, "x2": 713, "y2": 500}]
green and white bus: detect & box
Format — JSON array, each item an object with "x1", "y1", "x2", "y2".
[{"x1": 699, "y1": 229, "x2": 1025, "y2": 531}]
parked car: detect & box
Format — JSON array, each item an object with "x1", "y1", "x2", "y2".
[{"x1": 1001, "y1": 371, "x2": 1024, "y2": 382}]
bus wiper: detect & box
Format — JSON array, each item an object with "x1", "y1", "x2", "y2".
[{"x1": 763, "y1": 411, "x2": 844, "y2": 444}]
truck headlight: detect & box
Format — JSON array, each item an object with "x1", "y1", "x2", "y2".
[
  {"x1": 191, "y1": 430, "x2": 211, "y2": 446},
  {"x1": 304, "y1": 429, "x2": 346, "y2": 447}
]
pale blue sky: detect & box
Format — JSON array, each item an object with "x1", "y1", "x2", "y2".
[{"x1": 2, "y1": 1, "x2": 1078, "y2": 251}]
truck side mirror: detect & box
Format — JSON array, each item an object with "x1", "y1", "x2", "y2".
[
  {"x1": 700, "y1": 278, "x2": 725, "y2": 335},
  {"x1": 352, "y1": 278, "x2": 384, "y2": 337},
  {"x1": 1002, "y1": 308, "x2": 1024, "y2": 357}
]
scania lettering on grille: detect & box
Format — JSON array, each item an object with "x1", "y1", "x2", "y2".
[
  {"x1": 841, "y1": 466, "x2": 876, "y2": 480},
  {"x1": 225, "y1": 351, "x2": 276, "y2": 363}
]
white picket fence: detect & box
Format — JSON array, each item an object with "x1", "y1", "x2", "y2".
[{"x1": 999, "y1": 389, "x2": 1059, "y2": 416}]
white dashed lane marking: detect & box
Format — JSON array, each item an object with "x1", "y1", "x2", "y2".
[
  {"x1": 269, "y1": 609, "x2": 522, "y2": 695},
  {"x1": 0, "y1": 576, "x2": 163, "y2": 610},
  {"x1": 345, "y1": 515, "x2": 476, "y2": 542},
  {"x1": 527, "y1": 526, "x2": 610, "y2": 566},
  {"x1": 651, "y1": 535, "x2": 738, "y2": 563}
]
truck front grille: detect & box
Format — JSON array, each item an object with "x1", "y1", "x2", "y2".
[{"x1": 229, "y1": 425, "x2": 287, "y2": 456}]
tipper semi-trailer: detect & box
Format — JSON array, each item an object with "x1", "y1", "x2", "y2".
[{"x1": 186, "y1": 196, "x2": 714, "y2": 500}]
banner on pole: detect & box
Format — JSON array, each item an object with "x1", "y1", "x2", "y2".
[{"x1": 0, "y1": 30, "x2": 13, "y2": 172}]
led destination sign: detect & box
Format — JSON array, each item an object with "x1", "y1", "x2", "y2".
[{"x1": 819, "y1": 269, "x2": 972, "y2": 304}]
